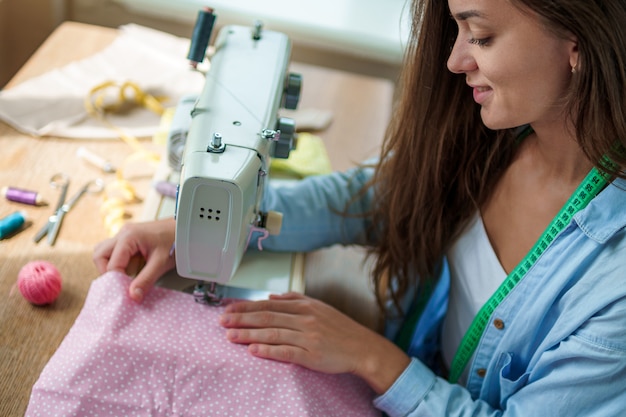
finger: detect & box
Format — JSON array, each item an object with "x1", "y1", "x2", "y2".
[
  {"x1": 105, "y1": 238, "x2": 138, "y2": 274},
  {"x1": 268, "y1": 292, "x2": 307, "y2": 301},
  {"x1": 92, "y1": 238, "x2": 116, "y2": 274},
  {"x1": 224, "y1": 295, "x2": 310, "y2": 315},
  {"x1": 220, "y1": 310, "x2": 301, "y2": 330},
  {"x1": 225, "y1": 326, "x2": 299, "y2": 344},
  {"x1": 248, "y1": 343, "x2": 309, "y2": 368},
  {"x1": 128, "y1": 253, "x2": 175, "y2": 302},
  {"x1": 127, "y1": 273, "x2": 148, "y2": 302}
]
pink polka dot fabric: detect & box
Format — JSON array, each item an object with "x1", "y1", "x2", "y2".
[{"x1": 25, "y1": 271, "x2": 380, "y2": 417}]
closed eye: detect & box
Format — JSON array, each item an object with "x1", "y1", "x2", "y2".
[{"x1": 468, "y1": 37, "x2": 491, "y2": 47}]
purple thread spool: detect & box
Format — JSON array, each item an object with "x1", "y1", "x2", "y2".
[
  {"x1": 154, "y1": 180, "x2": 178, "y2": 199},
  {"x1": 1, "y1": 186, "x2": 45, "y2": 206}
]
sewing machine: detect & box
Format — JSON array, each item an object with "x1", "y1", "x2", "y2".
[{"x1": 172, "y1": 19, "x2": 302, "y2": 304}]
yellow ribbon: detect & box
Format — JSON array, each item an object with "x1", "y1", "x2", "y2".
[{"x1": 85, "y1": 81, "x2": 166, "y2": 236}]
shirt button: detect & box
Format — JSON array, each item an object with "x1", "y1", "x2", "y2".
[
  {"x1": 493, "y1": 318, "x2": 505, "y2": 330},
  {"x1": 476, "y1": 368, "x2": 487, "y2": 378}
]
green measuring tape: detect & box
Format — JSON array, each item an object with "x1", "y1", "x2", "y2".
[{"x1": 448, "y1": 165, "x2": 611, "y2": 383}]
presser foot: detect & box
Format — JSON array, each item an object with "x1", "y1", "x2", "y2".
[
  {"x1": 193, "y1": 281, "x2": 224, "y2": 305},
  {"x1": 191, "y1": 281, "x2": 275, "y2": 305}
]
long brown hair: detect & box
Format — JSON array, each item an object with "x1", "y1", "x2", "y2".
[{"x1": 366, "y1": 0, "x2": 626, "y2": 314}]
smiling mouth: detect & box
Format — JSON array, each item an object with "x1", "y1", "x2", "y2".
[{"x1": 472, "y1": 86, "x2": 492, "y2": 104}]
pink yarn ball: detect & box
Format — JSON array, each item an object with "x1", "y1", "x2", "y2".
[{"x1": 17, "y1": 261, "x2": 62, "y2": 305}]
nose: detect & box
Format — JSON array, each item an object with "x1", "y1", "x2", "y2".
[{"x1": 447, "y1": 36, "x2": 477, "y2": 74}]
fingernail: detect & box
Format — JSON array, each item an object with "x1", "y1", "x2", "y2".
[
  {"x1": 227, "y1": 330, "x2": 239, "y2": 340},
  {"x1": 219, "y1": 314, "x2": 230, "y2": 325},
  {"x1": 132, "y1": 287, "x2": 144, "y2": 301}
]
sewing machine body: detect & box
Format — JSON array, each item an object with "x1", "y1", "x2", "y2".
[{"x1": 175, "y1": 24, "x2": 300, "y2": 288}]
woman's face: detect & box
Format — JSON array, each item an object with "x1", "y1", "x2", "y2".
[{"x1": 447, "y1": 0, "x2": 578, "y2": 130}]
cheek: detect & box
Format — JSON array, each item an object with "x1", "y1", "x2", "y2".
[
  {"x1": 487, "y1": 54, "x2": 570, "y2": 109},
  {"x1": 521, "y1": 64, "x2": 572, "y2": 110},
  {"x1": 477, "y1": 53, "x2": 519, "y2": 92},
  {"x1": 515, "y1": 42, "x2": 573, "y2": 101}
]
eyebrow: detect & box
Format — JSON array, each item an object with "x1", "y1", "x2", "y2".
[{"x1": 452, "y1": 10, "x2": 487, "y2": 21}]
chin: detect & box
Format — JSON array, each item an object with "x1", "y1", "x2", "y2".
[{"x1": 479, "y1": 110, "x2": 518, "y2": 131}]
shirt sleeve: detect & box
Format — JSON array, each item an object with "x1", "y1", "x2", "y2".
[
  {"x1": 373, "y1": 359, "x2": 498, "y2": 417},
  {"x1": 254, "y1": 165, "x2": 376, "y2": 252},
  {"x1": 374, "y1": 314, "x2": 626, "y2": 417}
]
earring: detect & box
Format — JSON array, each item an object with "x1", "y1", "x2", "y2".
[{"x1": 571, "y1": 64, "x2": 578, "y2": 74}]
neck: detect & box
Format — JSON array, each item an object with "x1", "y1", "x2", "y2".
[{"x1": 526, "y1": 120, "x2": 594, "y2": 184}]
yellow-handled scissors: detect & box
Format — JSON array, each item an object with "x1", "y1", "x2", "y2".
[{"x1": 47, "y1": 179, "x2": 104, "y2": 246}]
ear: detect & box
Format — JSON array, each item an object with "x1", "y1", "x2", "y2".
[{"x1": 568, "y1": 38, "x2": 579, "y2": 71}]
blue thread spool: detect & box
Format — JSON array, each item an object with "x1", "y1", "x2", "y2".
[
  {"x1": 187, "y1": 8, "x2": 216, "y2": 65},
  {"x1": 0, "y1": 211, "x2": 27, "y2": 239}
]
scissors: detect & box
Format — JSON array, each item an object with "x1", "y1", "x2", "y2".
[
  {"x1": 34, "y1": 173, "x2": 70, "y2": 244},
  {"x1": 34, "y1": 175, "x2": 104, "y2": 245}
]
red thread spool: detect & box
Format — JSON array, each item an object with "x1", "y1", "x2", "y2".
[{"x1": 17, "y1": 261, "x2": 63, "y2": 305}]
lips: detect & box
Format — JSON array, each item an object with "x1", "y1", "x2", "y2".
[{"x1": 470, "y1": 85, "x2": 492, "y2": 105}]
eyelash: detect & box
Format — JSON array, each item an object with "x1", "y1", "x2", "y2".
[{"x1": 468, "y1": 37, "x2": 490, "y2": 47}]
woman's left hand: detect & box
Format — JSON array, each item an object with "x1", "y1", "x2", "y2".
[{"x1": 219, "y1": 292, "x2": 411, "y2": 394}]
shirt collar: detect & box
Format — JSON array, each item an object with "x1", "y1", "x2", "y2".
[{"x1": 575, "y1": 177, "x2": 626, "y2": 243}]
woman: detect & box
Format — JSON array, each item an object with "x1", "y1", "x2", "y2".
[{"x1": 94, "y1": 0, "x2": 626, "y2": 414}]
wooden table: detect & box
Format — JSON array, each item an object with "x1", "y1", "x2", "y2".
[{"x1": 0, "y1": 21, "x2": 393, "y2": 416}]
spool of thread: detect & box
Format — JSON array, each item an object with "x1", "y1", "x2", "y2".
[
  {"x1": 187, "y1": 8, "x2": 216, "y2": 66},
  {"x1": 17, "y1": 260, "x2": 63, "y2": 305},
  {"x1": 154, "y1": 180, "x2": 178, "y2": 198},
  {"x1": 0, "y1": 211, "x2": 27, "y2": 239},
  {"x1": 1, "y1": 186, "x2": 45, "y2": 206},
  {"x1": 77, "y1": 146, "x2": 117, "y2": 173}
]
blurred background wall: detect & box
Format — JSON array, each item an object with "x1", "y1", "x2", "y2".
[
  {"x1": 0, "y1": 0, "x2": 191, "y2": 87},
  {"x1": 1, "y1": 0, "x2": 407, "y2": 87},
  {"x1": 0, "y1": 0, "x2": 63, "y2": 87}
]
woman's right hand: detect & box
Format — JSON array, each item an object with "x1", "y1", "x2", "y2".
[{"x1": 93, "y1": 217, "x2": 176, "y2": 302}]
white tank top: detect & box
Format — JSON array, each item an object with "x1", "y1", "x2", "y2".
[{"x1": 441, "y1": 213, "x2": 507, "y2": 384}]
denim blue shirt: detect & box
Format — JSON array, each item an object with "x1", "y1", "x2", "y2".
[{"x1": 259, "y1": 167, "x2": 626, "y2": 416}]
